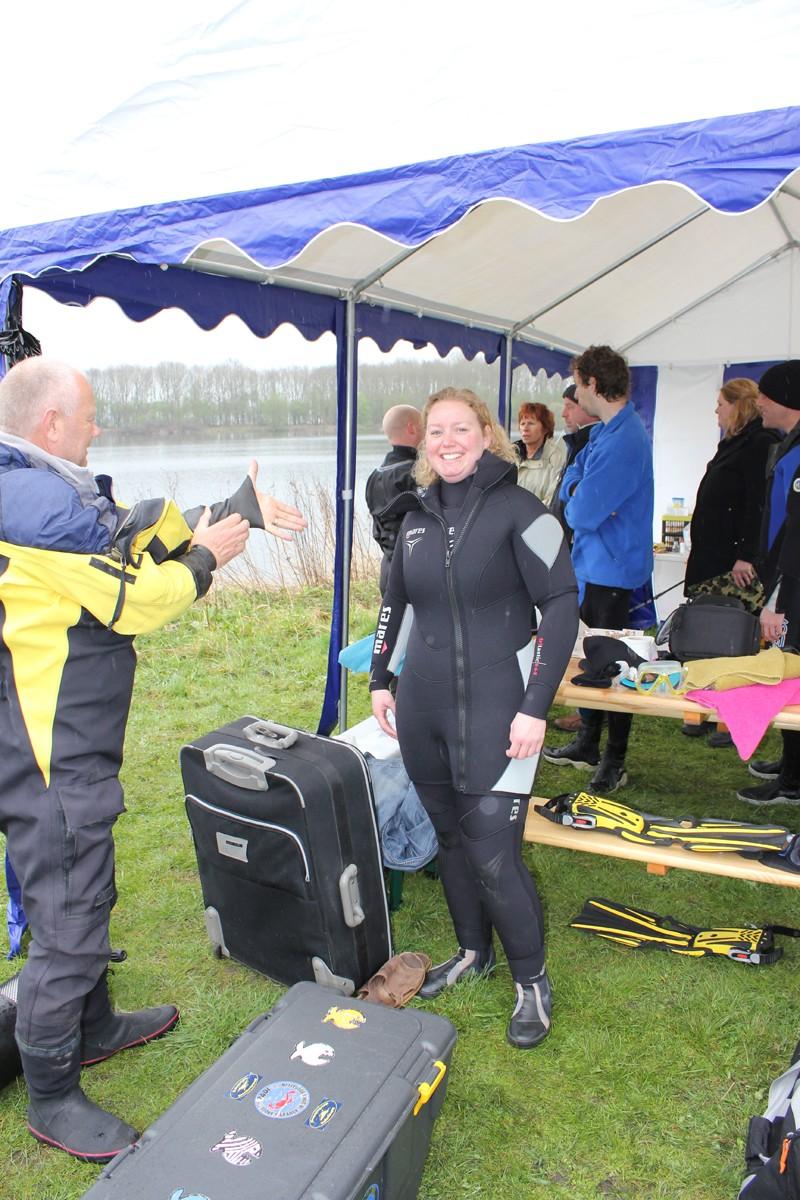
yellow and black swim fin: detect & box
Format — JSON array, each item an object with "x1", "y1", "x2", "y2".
[
  {"x1": 536, "y1": 793, "x2": 793, "y2": 855},
  {"x1": 570, "y1": 898, "x2": 800, "y2": 965}
]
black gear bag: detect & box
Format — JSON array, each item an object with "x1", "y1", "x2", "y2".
[
  {"x1": 657, "y1": 594, "x2": 760, "y2": 662},
  {"x1": 739, "y1": 1040, "x2": 800, "y2": 1197}
]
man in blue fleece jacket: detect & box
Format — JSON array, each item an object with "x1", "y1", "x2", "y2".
[{"x1": 543, "y1": 345, "x2": 653, "y2": 792}]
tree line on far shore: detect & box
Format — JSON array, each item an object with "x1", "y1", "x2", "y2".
[{"x1": 88, "y1": 357, "x2": 568, "y2": 435}]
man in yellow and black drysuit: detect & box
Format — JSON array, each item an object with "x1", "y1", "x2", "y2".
[{"x1": 0, "y1": 357, "x2": 305, "y2": 1162}]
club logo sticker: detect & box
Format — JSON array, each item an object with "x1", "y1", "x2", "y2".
[
  {"x1": 291, "y1": 1040, "x2": 335, "y2": 1067},
  {"x1": 362, "y1": 1186, "x2": 380, "y2": 1200},
  {"x1": 209, "y1": 1129, "x2": 262, "y2": 1166},
  {"x1": 169, "y1": 1191, "x2": 210, "y2": 1200},
  {"x1": 254, "y1": 1080, "x2": 310, "y2": 1119},
  {"x1": 226, "y1": 1071, "x2": 261, "y2": 1100},
  {"x1": 323, "y1": 1006, "x2": 366, "y2": 1030},
  {"x1": 306, "y1": 1097, "x2": 341, "y2": 1130}
]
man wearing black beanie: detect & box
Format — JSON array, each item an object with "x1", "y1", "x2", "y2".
[{"x1": 737, "y1": 359, "x2": 800, "y2": 804}]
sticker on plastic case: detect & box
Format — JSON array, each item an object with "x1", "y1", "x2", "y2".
[
  {"x1": 169, "y1": 1191, "x2": 210, "y2": 1200},
  {"x1": 323, "y1": 1006, "x2": 366, "y2": 1030},
  {"x1": 226, "y1": 1072, "x2": 261, "y2": 1100},
  {"x1": 291, "y1": 1040, "x2": 335, "y2": 1066},
  {"x1": 209, "y1": 1129, "x2": 263, "y2": 1166},
  {"x1": 305, "y1": 1098, "x2": 341, "y2": 1130},
  {"x1": 254, "y1": 1080, "x2": 310, "y2": 1119}
]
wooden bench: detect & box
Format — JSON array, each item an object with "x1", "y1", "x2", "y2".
[
  {"x1": 523, "y1": 806, "x2": 800, "y2": 888},
  {"x1": 523, "y1": 658, "x2": 800, "y2": 887}
]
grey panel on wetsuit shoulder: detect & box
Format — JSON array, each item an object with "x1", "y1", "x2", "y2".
[
  {"x1": 520, "y1": 512, "x2": 564, "y2": 570},
  {"x1": 490, "y1": 750, "x2": 540, "y2": 795},
  {"x1": 387, "y1": 604, "x2": 414, "y2": 675}
]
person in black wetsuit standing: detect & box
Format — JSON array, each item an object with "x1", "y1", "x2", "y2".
[{"x1": 369, "y1": 387, "x2": 578, "y2": 1048}]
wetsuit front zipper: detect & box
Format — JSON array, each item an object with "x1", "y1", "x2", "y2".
[{"x1": 422, "y1": 486, "x2": 487, "y2": 791}]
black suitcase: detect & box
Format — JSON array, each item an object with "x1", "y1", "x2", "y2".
[
  {"x1": 81, "y1": 981, "x2": 456, "y2": 1200},
  {"x1": 180, "y1": 717, "x2": 393, "y2": 994}
]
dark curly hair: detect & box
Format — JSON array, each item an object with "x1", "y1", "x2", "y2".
[
  {"x1": 572, "y1": 345, "x2": 629, "y2": 401},
  {"x1": 517, "y1": 401, "x2": 555, "y2": 441}
]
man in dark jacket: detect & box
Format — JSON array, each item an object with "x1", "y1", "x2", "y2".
[
  {"x1": 365, "y1": 405, "x2": 423, "y2": 593},
  {"x1": 737, "y1": 360, "x2": 800, "y2": 805}
]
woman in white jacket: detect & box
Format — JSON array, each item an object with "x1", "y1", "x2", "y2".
[{"x1": 513, "y1": 402, "x2": 566, "y2": 507}]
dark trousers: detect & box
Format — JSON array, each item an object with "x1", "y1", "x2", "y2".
[
  {"x1": 580, "y1": 582, "x2": 633, "y2": 760},
  {"x1": 0, "y1": 769, "x2": 120, "y2": 1054},
  {"x1": 415, "y1": 783, "x2": 545, "y2": 983}
]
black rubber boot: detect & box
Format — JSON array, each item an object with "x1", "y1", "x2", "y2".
[
  {"x1": 506, "y1": 970, "x2": 552, "y2": 1049},
  {"x1": 588, "y1": 752, "x2": 628, "y2": 793},
  {"x1": 748, "y1": 758, "x2": 782, "y2": 780},
  {"x1": 418, "y1": 945, "x2": 496, "y2": 999},
  {"x1": 81, "y1": 1004, "x2": 180, "y2": 1066},
  {"x1": 542, "y1": 730, "x2": 600, "y2": 770},
  {"x1": 20, "y1": 1040, "x2": 138, "y2": 1163}
]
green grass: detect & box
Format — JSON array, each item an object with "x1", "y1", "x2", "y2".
[{"x1": 1, "y1": 584, "x2": 798, "y2": 1198}]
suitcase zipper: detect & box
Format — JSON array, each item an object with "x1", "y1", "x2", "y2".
[{"x1": 186, "y1": 794, "x2": 311, "y2": 881}]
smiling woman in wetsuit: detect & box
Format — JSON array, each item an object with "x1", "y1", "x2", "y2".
[{"x1": 369, "y1": 387, "x2": 579, "y2": 1048}]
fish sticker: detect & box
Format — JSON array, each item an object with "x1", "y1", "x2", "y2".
[
  {"x1": 254, "y1": 1080, "x2": 310, "y2": 1119},
  {"x1": 322, "y1": 1006, "x2": 366, "y2": 1030},
  {"x1": 290, "y1": 1040, "x2": 335, "y2": 1067},
  {"x1": 209, "y1": 1129, "x2": 262, "y2": 1166}
]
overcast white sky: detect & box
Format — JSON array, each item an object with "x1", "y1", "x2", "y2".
[{"x1": 10, "y1": 0, "x2": 800, "y2": 370}]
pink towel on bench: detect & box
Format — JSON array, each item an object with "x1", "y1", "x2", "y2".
[{"x1": 686, "y1": 678, "x2": 800, "y2": 761}]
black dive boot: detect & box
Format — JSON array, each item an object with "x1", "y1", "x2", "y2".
[
  {"x1": 80, "y1": 971, "x2": 179, "y2": 1066},
  {"x1": 506, "y1": 970, "x2": 552, "y2": 1050},
  {"x1": 20, "y1": 1039, "x2": 138, "y2": 1162},
  {"x1": 542, "y1": 729, "x2": 600, "y2": 770},
  {"x1": 418, "y1": 945, "x2": 496, "y2": 999}
]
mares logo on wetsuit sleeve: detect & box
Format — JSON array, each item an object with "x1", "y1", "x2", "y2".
[
  {"x1": 404, "y1": 527, "x2": 425, "y2": 555},
  {"x1": 373, "y1": 606, "x2": 392, "y2": 655}
]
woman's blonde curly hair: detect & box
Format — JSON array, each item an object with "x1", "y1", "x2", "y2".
[{"x1": 413, "y1": 387, "x2": 516, "y2": 487}]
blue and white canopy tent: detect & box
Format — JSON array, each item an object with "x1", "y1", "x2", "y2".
[{"x1": 2, "y1": 106, "x2": 800, "y2": 734}]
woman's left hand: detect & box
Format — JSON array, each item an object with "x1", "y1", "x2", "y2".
[
  {"x1": 731, "y1": 559, "x2": 755, "y2": 589},
  {"x1": 506, "y1": 713, "x2": 546, "y2": 759}
]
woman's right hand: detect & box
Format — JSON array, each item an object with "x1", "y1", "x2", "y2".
[
  {"x1": 731, "y1": 559, "x2": 755, "y2": 589},
  {"x1": 371, "y1": 689, "x2": 398, "y2": 739}
]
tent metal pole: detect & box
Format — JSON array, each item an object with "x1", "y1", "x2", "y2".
[
  {"x1": 338, "y1": 293, "x2": 357, "y2": 732},
  {"x1": 508, "y1": 206, "x2": 709, "y2": 338},
  {"x1": 621, "y1": 243, "x2": 794, "y2": 353},
  {"x1": 769, "y1": 197, "x2": 796, "y2": 245},
  {"x1": 503, "y1": 332, "x2": 514, "y2": 432}
]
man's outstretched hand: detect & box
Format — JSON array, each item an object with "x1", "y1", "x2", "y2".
[
  {"x1": 191, "y1": 510, "x2": 250, "y2": 568},
  {"x1": 248, "y1": 460, "x2": 308, "y2": 541}
]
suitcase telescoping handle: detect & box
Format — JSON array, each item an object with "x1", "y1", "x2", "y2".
[{"x1": 242, "y1": 719, "x2": 300, "y2": 750}]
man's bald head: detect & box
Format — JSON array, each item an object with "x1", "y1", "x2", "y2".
[
  {"x1": 382, "y1": 404, "x2": 423, "y2": 448},
  {"x1": 0, "y1": 358, "x2": 99, "y2": 465},
  {"x1": 0, "y1": 359, "x2": 86, "y2": 435}
]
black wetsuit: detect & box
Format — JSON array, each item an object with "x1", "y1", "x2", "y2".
[{"x1": 369, "y1": 450, "x2": 578, "y2": 981}]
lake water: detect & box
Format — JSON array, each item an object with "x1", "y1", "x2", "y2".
[{"x1": 94, "y1": 432, "x2": 388, "y2": 583}]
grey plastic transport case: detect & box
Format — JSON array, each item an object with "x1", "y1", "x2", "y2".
[
  {"x1": 180, "y1": 717, "x2": 393, "y2": 994},
  {"x1": 80, "y1": 981, "x2": 457, "y2": 1200}
]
